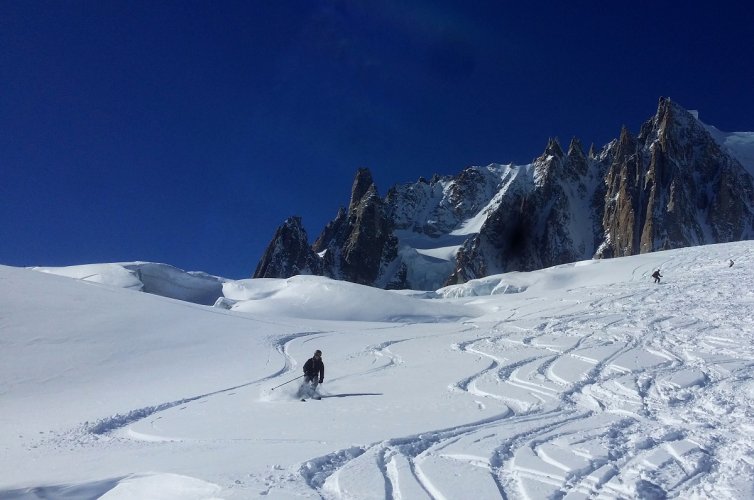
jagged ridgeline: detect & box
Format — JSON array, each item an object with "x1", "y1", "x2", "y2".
[{"x1": 255, "y1": 98, "x2": 754, "y2": 290}]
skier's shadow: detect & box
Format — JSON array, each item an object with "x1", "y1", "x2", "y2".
[{"x1": 319, "y1": 393, "x2": 383, "y2": 398}]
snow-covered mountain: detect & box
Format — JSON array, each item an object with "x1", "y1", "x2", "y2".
[
  {"x1": 255, "y1": 98, "x2": 754, "y2": 290},
  {"x1": 3, "y1": 241, "x2": 754, "y2": 498}
]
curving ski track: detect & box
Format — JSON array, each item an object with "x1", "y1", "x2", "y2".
[
  {"x1": 42, "y1": 255, "x2": 754, "y2": 499},
  {"x1": 65, "y1": 330, "x2": 328, "y2": 439},
  {"x1": 284, "y1": 278, "x2": 754, "y2": 499}
]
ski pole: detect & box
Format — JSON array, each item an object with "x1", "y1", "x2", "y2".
[{"x1": 270, "y1": 374, "x2": 304, "y2": 391}]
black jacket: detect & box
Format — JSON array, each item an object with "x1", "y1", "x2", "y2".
[{"x1": 303, "y1": 357, "x2": 324, "y2": 382}]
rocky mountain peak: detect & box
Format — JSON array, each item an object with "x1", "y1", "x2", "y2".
[
  {"x1": 640, "y1": 97, "x2": 703, "y2": 147},
  {"x1": 614, "y1": 125, "x2": 637, "y2": 161},
  {"x1": 654, "y1": 96, "x2": 689, "y2": 126},
  {"x1": 598, "y1": 98, "x2": 754, "y2": 259},
  {"x1": 253, "y1": 216, "x2": 321, "y2": 279},
  {"x1": 567, "y1": 137, "x2": 585, "y2": 159},
  {"x1": 255, "y1": 98, "x2": 754, "y2": 290},
  {"x1": 544, "y1": 137, "x2": 564, "y2": 159},
  {"x1": 532, "y1": 138, "x2": 560, "y2": 184},
  {"x1": 312, "y1": 207, "x2": 346, "y2": 253},
  {"x1": 349, "y1": 167, "x2": 376, "y2": 212},
  {"x1": 565, "y1": 137, "x2": 588, "y2": 178}
]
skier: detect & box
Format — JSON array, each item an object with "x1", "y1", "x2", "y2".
[
  {"x1": 729, "y1": 259, "x2": 735, "y2": 267},
  {"x1": 652, "y1": 269, "x2": 662, "y2": 283},
  {"x1": 300, "y1": 350, "x2": 324, "y2": 400}
]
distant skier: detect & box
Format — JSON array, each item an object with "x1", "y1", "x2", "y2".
[
  {"x1": 300, "y1": 350, "x2": 324, "y2": 399},
  {"x1": 652, "y1": 269, "x2": 662, "y2": 283},
  {"x1": 729, "y1": 259, "x2": 735, "y2": 267}
]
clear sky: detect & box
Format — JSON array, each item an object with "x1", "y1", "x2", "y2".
[{"x1": 2, "y1": 1, "x2": 753, "y2": 279}]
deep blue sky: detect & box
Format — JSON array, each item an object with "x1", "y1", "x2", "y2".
[{"x1": 2, "y1": 1, "x2": 753, "y2": 279}]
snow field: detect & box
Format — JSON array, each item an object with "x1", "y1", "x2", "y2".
[{"x1": 1, "y1": 241, "x2": 754, "y2": 498}]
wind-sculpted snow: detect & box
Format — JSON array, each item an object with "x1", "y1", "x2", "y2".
[
  {"x1": 703, "y1": 121, "x2": 754, "y2": 176},
  {"x1": 2, "y1": 241, "x2": 754, "y2": 498},
  {"x1": 227, "y1": 274, "x2": 480, "y2": 322},
  {"x1": 437, "y1": 272, "x2": 530, "y2": 298},
  {"x1": 34, "y1": 261, "x2": 225, "y2": 305}
]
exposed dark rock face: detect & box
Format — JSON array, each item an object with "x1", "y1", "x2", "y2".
[
  {"x1": 257, "y1": 169, "x2": 399, "y2": 286},
  {"x1": 255, "y1": 98, "x2": 754, "y2": 290},
  {"x1": 446, "y1": 136, "x2": 606, "y2": 284},
  {"x1": 315, "y1": 168, "x2": 399, "y2": 286},
  {"x1": 597, "y1": 97, "x2": 754, "y2": 258},
  {"x1": 386, "y1": 166, "x2": 503, "y2": 236},
  {"x1": 253, "y1": 216, "x2": 321, "y2": 278},
  {"x1": 447, "y1": 185, "x2": 531, "y2": 284}
]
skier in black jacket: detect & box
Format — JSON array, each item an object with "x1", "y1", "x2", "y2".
[{"x1": 300, "y1": 350, "x2": 324, "y2": 399}]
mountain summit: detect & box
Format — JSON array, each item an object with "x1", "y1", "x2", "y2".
[{"x1": 255, "y1": 98, "x2": 754, "y2": 289}]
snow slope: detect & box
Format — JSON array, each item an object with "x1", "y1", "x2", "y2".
[
  {"x1": 702, "y1": 121, "x2": 754, "y2": 176},
  {"x1": 2, "y1": 241, "x2": 754, "y2": 499},
  {"x1": 34, "y1": 262, "x2": 226, "y2": 305}
]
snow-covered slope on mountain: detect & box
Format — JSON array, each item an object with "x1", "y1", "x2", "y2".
[
  {"x1": 3, "y1": 241, "x2": 754, "y2": 498},
  {"x1": 702, "y1": 119, "x2": 754, "y2": 176},
  {"x1": 388, "y1": 163, "x2": 531, "y2": 289}
]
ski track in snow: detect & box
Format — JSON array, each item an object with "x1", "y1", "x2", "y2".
[
  {"x1": 21, "y1": 246, "x2": 754, "y2": 499},
  {"x1": 285, "y1": 275, "x2": 754, "y2": 499},
  {"x1": 50, "y1": 330, "x2": 328, "y2": 442}
]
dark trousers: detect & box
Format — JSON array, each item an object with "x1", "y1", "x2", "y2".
[{"x1": 300, "y1": 374, "x2": 319, "y2": 396}]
